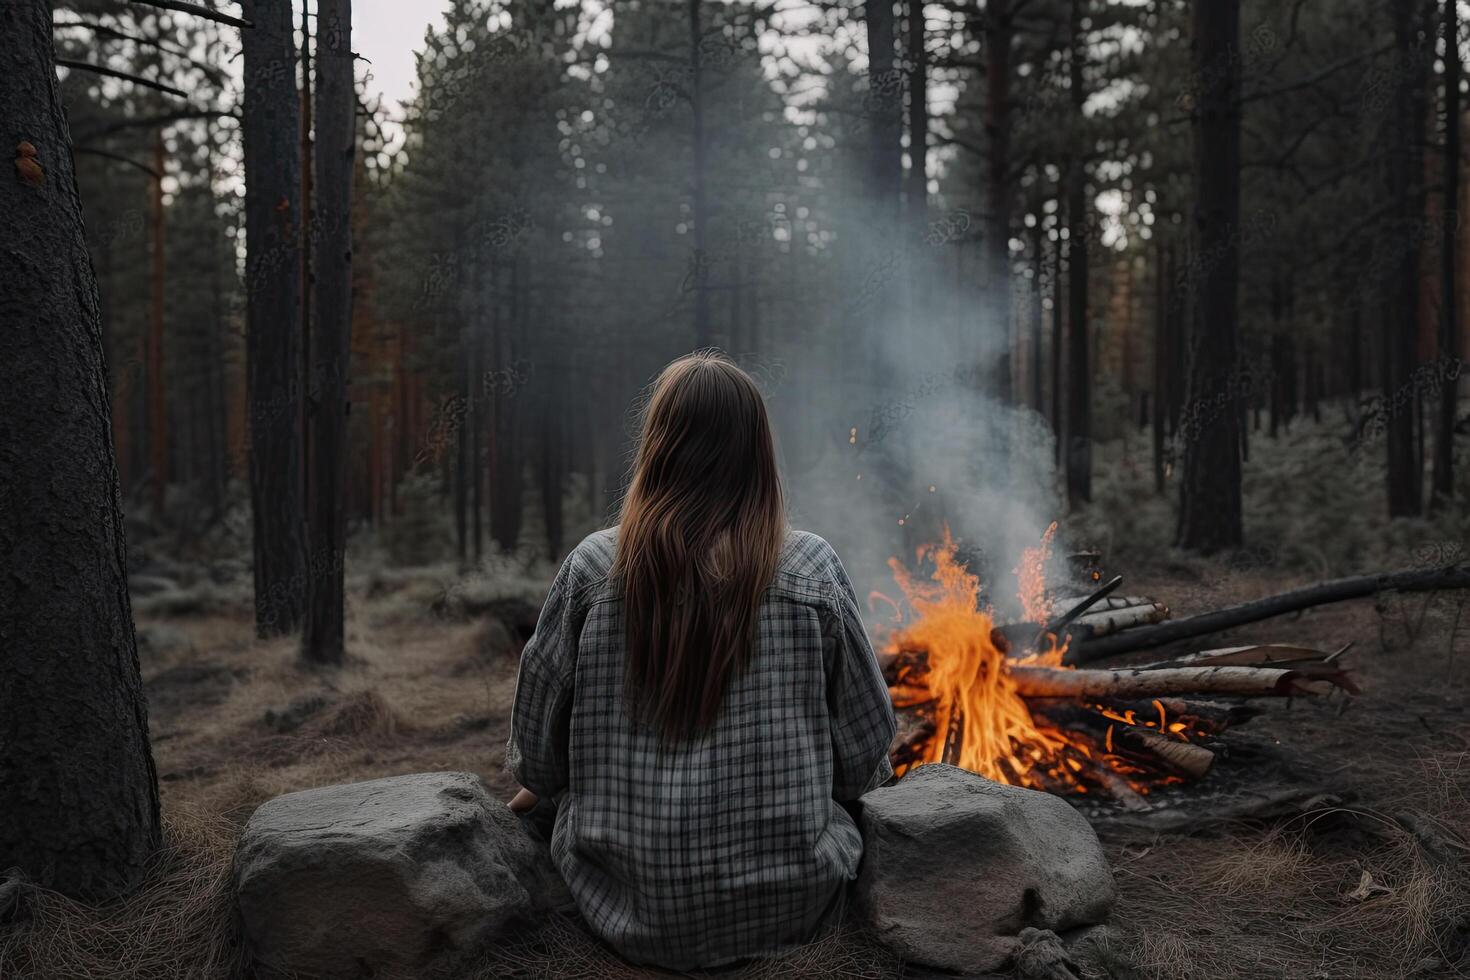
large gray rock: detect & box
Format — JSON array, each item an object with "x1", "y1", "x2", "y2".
[
  {"x1": 234, "y1": 771, "x2": 572, "y2": 979},
  {"x1": 854, "y1": 763, "x2": 1116, "y2": 974}
]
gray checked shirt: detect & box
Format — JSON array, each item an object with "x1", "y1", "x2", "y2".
[{"x1": 507, "y1": 526, "x2": 896, "y2": 970}]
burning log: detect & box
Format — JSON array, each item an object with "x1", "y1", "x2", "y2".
[
  {"x1": 1008, "y1": 664, "x2": 1358, "y2": 700},
  {"x1": 1027, "y1": 700, "x2": 1217, "y2": 779},
  {"x1": 1065, "y1": 562, "x2": 1470, "y2": 664},
  {"x1": 1027, "y1": 695, "x2": 1259, "y2": 736},
  {"x1": 1116, "y1": 729, "x2": 1215, "y2": 780}
]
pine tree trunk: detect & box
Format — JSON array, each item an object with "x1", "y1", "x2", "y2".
[
  {"x1": 985, "y1": 0, "x2": 1014, "y2": 404},
  {"x1": 491, "y1": 257, "x2": 524, "y2": 552},
  {"x1": 1177, "y1": 0, "x2": 1244, "y2": 552},
  {"x1": 1030, "y1": 225, "x2": 1045, "y2": 413},
  {"x1": 1064, "y1": 0, "x2": 1091, "y2": 506},
  {"x1": 206, "y1": 241, "x2": 226, "y2": 517},
  {"x1": 1386, "y1": 0, "x2": 1426, "y2": 517},
  {"x1": 542, "y1": 367, "x2": 565, "y2": 560},
  {"x1": 1051, "y1": 230, "x2": 1065, "y2": 464},
  {"x1": 866, "y1": 0, "x2": 902, "y2": 218},
  {"x1": 1432, "y1": 0, "x2": 1460, "y2": 507},
  {"x1": 1153, "y1": 241, "x2": 1168, "y2": 494},
  {"x1": 302, "y1": 0, "x2": 353, "y2": 665},
  {"x1": 241, "y1": 0, "x2": 307, "y2": 636},
  {"x1": 0, "y1": 0, "x2": 161, "y2": 899},
  {"x1": 455, "y1": 348, "x2": 469, "y2": 566},
  {"x1": 1348, "y1": 303, "x2": 1363, "y2": 405},
  {"x1": 908, "y1": 0, "x2": 930, "y2": 228},
  {"x1": 148, "y1": 130, "x2": 167, "y2": 519},
  {"x1": 688, "y1": 0, "x2": 711, "y2": 348}
]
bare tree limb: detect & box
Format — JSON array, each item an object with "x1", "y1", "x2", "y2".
[
  {"x1": 74, "y1": 146, "x2": 161, "y2": 179},
  {"x1": 56, "y1": 59, "x2": 190, "y2": 99},
  {"x1": 55, "y1": 18, "x2": 232, "y2": 85},
  {"x1": 1238, "y1": 43, "x2": 1394, "y2": 108},
  {"x1": 126, "y1": 0, "x2": 253, "y2": 30}
]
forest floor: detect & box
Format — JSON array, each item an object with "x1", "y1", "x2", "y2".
[{"x1": 4, "y1": 550, "x2": 1470, "y2": 979}]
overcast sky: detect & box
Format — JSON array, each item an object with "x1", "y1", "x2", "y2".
[{"x1": 351, "y1": 0, "x2": 444, "y2": 116}]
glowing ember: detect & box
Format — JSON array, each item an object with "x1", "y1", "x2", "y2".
[{"x1": 881, "y1": 528, "x2": 1190, "y2": 797}]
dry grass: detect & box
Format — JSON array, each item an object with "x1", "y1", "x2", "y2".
[
  {"x1": 0, "y1": 808, "x2": 245, "y2": 980},
  {"x1": 1106, "y1": 698, "x2": 1470, "y2": 978}
]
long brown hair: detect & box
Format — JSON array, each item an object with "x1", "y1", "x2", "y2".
[{"x1": 613, "y1": 351, "x2": 786, "y2": 740}]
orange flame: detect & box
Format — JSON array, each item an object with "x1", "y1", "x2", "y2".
[{"x1": 883, "y1": 527, "x2": 1188, "y2": 796}]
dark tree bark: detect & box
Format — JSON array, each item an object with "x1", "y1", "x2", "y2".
[
  {"x1": 455, "y1": 344, "x2": 469, "y2": 565},
  {"x1": 1051, "y1": 227, "x2": 1065, "y2": 464},
  {"x1": 1386, "y1": 0, "x2": 1426, "y2": 517},
  {"x1": 1348, "y1": 303, "x2": 1363, "y2": 406},
  {"x1": 147, "y1": 129, "x2": 167, "y2": 518},
  {"x1": 0, "y1": 0, "x2": 161, "y2": 899},
  {"x1": 491, "y1": 257, "x2": 525, "y2": 552},
  {"x1": 541, "y1": 366, "x2": 566, "y2": 560},
  {"x1": 985, "y1": 0, "x2": 1014, "y2": 402},
  {"x1": 1432, "y1": 0, "x2": 1460, "y2": 508},
  {"x1": 1176, "y1": 0, "x2": 1243, "y2": 552},
  {"x1": 302, "y1": 0, "x2": 353, "y2": 665},
  {"x1": 241, "y1": 0, "x2": 307, "y2": 635},
  {"x1": 866, "y1": 0, "x2": 902, "y2": 219},
  {"x1": 1268, "y1": 277, "x2": 1284, "y2": 437},
  {"x1": 1064, "y1": 0, "x2": 1091, "y2": 506},
  {"x1": 1030, "y1": 224, "x2": 1045, "y2": 413},
  {"x1": 976, "y1": 0, "x2": 1011, "y2": 390},
  {"x1": 299, "y1": 0, "x2": 314, "y2": 485},
  {"x1": 1153, "y1": 241, "x2": 1168, "y2": 495},
  {"x1": 863, "y1": 0, "x2": 902, "y2": 391},
  {"x1": 688, "y1": 0, "x2": 710, "y2": 348},
  {"x1": 471, "y1": 316, "x2": 485, "y2": 564},
  {"x1": 206, "y1": 223, "x2": 227, "y2": 517},
  {"x1": 907, "y1": 0, "x2": 929, "y2": 228}
]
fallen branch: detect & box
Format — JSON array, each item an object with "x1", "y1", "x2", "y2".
[
  {"x1": 1136, "y1": 642, "x2": 1348, "y2": 669},
  {"x1": 1009, "y1": 664, "x2": 1358, "y2": 700},
  {"x1": 1065, "y1": 563, "x2": 1470, "y2": 665}
]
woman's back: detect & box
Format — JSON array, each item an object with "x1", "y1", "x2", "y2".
[{"x1": 507, "y1": 526, "x2": 895, "y2": 969}]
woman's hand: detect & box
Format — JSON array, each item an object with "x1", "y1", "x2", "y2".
[{"x1": 508, "y1": 786, "x2": 538, "y2": 813}]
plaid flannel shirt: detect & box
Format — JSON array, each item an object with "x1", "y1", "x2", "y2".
[{"x1": 507, "y1": 527, "x2": 896, "y2": 970}]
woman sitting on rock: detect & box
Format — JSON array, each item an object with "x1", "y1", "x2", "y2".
[{"x1": 506, "y1": 350, "x2": 896, "y2": 970}]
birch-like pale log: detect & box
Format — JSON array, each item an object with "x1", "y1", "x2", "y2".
[{"x1": 1009, "y1": 664, "x2": 1356, "y2": 699}]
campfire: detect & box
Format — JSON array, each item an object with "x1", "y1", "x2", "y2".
[{"x1": 878, "y1": 527, "x2": 1360, "y2": 811}]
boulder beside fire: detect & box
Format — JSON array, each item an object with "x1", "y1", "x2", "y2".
[
  {"x1": 854, "y1": 763, "x2": 1117, "y2": 974},
  {"x1": 231, "y1": 767, "x2": 1115, "y2": 977},
  {"x1": 233, "y1": 771, "x2": 572, "y2": 979}
]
